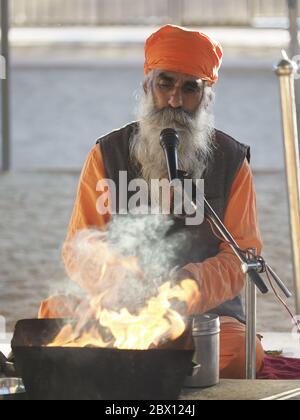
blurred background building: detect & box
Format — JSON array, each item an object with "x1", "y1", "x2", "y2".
[
  {"x1": 0, "y1": 0, "x2": 299, "y2": 335},
  {"x1": 8, "y1": 0, "x2": 290, "y2": 27}
]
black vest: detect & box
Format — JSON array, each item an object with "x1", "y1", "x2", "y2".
[{"x1": 97, "y1": 122, "x2": 250, "y2": 323}]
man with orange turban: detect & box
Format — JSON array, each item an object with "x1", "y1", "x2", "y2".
[{"x1": 39, "y1": 25, "x2": 265, "y2": 379}]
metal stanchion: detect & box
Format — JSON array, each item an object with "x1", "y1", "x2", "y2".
[
  {"x1": 245, "y1": 250, "x2": 257, "y2": 380},
  {"x1": 275, "y1": 55, "x2": 300, "y2": 315},
  {"x1": 288, "y1": 0, "x2": 299, "y2": 58},
  {"x1": 1, "y1": 0, "x2": 11, "y2": 172}
]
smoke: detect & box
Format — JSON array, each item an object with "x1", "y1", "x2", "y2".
[
  {"x1": 68, "y1": 213, "x2": 187, "y2": 314},
  {"x1": 45, "y1": 213, "x2": 201, "y2": 349}
]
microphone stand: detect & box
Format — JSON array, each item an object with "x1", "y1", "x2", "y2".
[
  {"x1": 159, "y1": 127, "x2": 292, "y2": 378},
  {"x1": 175, "y1": 170, "x2": 292, "y2": 379}
]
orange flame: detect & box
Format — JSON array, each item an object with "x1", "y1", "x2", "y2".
[
  {"x1": 48, "y1": 279, "x2": 199, "y2": 350},
  {"x1": 48, "y1": 229, "x2": 200, "y2": 350}
]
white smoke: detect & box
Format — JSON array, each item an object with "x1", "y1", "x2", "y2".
[{"x1": 67, "y1": 214, "x2": 187, "y2": 313}]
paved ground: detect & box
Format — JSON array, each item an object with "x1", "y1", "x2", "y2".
[
  {"x1": 7, "y1": 54, "x2": 285, "y2": 171},
  {"x1": 181, "y1": 379, "x2": 300, "y2": 400},
  {"x1": 2, "y1": 25, "x2": 294, "y2": 172},
  {"x1": 0, "y1": 170, "x2": 296, "y2": 334}
]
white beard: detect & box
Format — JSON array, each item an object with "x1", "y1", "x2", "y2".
[{"x1": 130, "y1": 89, "x2": 215, "y2": 190}]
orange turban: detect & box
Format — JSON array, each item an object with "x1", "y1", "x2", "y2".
[{"x1": 144, "y1": 25, "x2": 223, "y2": 85}]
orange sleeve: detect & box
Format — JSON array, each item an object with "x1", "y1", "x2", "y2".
[
  {"x1": 62, "y1": 145, "x2": 112, "y2": 278},
  {"x1": 183, "y1": 159, "x2": 263, "y2": 314}
]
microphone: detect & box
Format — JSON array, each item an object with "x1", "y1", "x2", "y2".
[
  {"x1": 159, "y1": 127, "x2": 269, "y2": 295},
  {"x1": 160, "y1": 128, "x2": 180, "y2": 182}
]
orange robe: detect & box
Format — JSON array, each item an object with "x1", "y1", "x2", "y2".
[{"x1": 39, "y1": 144, "x2": 265, "y2": 378}]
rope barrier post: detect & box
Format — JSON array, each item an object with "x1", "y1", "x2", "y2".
[{"x1": 1, "y1": 0, "x2": 11, "y2": 172}]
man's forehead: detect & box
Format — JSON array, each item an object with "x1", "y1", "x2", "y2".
[{"x1": 155, "y1": 70, "x2": 202, "y2": 83}]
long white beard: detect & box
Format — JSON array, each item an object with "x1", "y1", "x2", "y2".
[{"x1": 130, "y1": 90, "x2": 215, "y2": 188}]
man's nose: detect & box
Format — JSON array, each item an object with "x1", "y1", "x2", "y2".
[{"x1": 168, "y1": 87, "x2": 183, "y2": 108}]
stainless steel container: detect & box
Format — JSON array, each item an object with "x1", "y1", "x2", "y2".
[{"x1": 184, "y1": 314, "x2": 220, "y2": 388}]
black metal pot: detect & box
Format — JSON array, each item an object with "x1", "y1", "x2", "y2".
[{"x1": 12, "y1": 319, "x2": 194, "y2": 400}]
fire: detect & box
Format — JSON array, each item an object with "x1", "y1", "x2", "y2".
[
  {"x1": 48, "y1": 227, "x2": 200, "y2": 350},
  {"x1": 48, "y1": 279, "x2": 200, "y2": 350}
]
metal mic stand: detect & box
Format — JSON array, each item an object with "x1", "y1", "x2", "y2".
[{"x1": 175, "y1": 170, "x2": 292, "y2": 379}]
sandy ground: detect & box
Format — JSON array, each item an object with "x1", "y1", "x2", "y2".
[{"x1": 0, "y1": 48, "x2": 298, "y2": 334}]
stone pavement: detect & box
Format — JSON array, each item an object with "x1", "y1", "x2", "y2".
[
  {"x1": 181, "y1": 379, "x2": 300, "y2": 400},
  {"x1": 9, "y1": 56, "x2": 286, "y2": 172},
  {"x1": 0, "y1": 170, "x2": 296, "y2": 332}
]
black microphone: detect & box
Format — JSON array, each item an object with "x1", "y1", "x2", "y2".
[
  {"x1": 160, "y1": 128, "x2": 180, "y2": 182},
  {"x1": 159, "y1": 129, "x2": 269, "y2": 295}
]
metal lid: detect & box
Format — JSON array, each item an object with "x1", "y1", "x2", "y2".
[{"x1": 189, "y1": 314, "x2": 220, "y2": 336}]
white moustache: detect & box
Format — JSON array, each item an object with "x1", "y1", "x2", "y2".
[{"x1": 130, "y1": 90, "x2": 215, "y2": 189}]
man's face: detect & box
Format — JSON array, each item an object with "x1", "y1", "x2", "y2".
[
  {"x1": 149, "y1": 70, "x2": 205, "y2": 114},
  {"x1": 132, "y1": 70, "x2": 214, "y2": 187}
]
